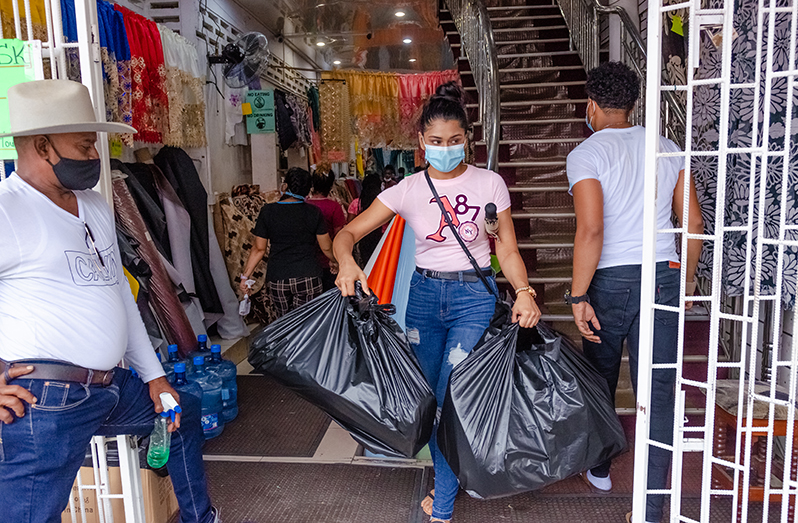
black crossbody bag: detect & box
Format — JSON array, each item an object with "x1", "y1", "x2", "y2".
[{"x1": 424, "y1": 170, "x2": 512, "y2": 324}]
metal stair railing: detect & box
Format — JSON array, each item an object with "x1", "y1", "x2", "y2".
[
  {"x1": 444, "y1": 0, "x2": 500, "y2": 172},
  {"x1": 555, "y1": 0, "x2": 687, "y2": 145}
]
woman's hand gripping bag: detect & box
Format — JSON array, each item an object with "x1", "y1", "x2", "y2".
[
  {"x1": 248, "y1": 286, "x2": 436, "y2": 458},
  {"x1": 437, "y1": 319, "x2": 627, "y2": 499}
]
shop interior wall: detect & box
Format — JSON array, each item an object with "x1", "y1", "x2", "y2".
[{"x1": 112, "y1": 0, "x2": 321, "y2": 198}]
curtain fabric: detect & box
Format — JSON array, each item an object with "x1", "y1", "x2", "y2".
[
  {"x1": 115, "y1": 5, "x2": 169, "y2": 144},
  {"x1": 159, "y1": 25, "x2": 207, "y2": 148},
  {"x1": 692, "y1": 0, "x2": 798, "y2": 307},
  {"x1": 319, "y1": 80, "x2": 351, "y2": 162},
  {"x1": 319, "y1": 69, "x2": 459, "y2": 152}
]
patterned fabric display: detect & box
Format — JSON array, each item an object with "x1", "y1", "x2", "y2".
[
  {"x1": 159, "y1": 25, "x2": 207, "y2": 148},
  {"x1": 692, "y1": 0, "x2": 798, "y2": 307}
]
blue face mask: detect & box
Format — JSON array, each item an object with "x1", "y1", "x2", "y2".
[
  {"x1": 585, "y1": 101, "x2": 595, "y2": 133},
  {"x1": 424, "y1": 142, "x2": 465, "y2": 173}
]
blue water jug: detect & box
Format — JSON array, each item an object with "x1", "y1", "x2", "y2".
[
  {"x1": 191, "y1": 356, "x2": 225, "y2": 439},
  {"x1": 162, "y1": 344, "x2": 180, "y2": 379},
  {"x1": 187, "y1": 334, "x2": 210, "y2": 373},
  {"x1": 207, "y1": 344, "x2": 238, "y2": 422},
  {"x1": 169, "y1": 362, "x2": 203, "y2": 402}
]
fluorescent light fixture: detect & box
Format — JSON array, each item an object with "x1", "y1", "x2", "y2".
[
  {"x1": 316, "y1": 41, "x2": 325, "y2": 47},
  {"x1": 333, "y1": 60, "x2": 341, "y2": 64},
  {"x1": 403, "y1": 38, "x2": 412, "y2": 44},
  {"x1": 409, "y1": 58, "x2": 417, "y2": 62},
  {"x1": 395, "y1": 10, "x2": 405, "y2": 17}
]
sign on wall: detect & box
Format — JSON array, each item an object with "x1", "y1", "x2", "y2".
[
  {"x1": 0, "y1": 39, "x2": 44, "y2": 160},
  {"x1": 245, "y1": 89, "x2": 276, "y2": 134}
]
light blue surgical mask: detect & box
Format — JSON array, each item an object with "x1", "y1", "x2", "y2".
[
  {"x1": 585, "y1": 101, "x2": 595, "y2": 133},
  {"x1": 424, "y1": 142, "x2": 465, "y2": 173}
]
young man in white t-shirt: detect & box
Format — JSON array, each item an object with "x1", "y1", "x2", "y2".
[{"x1": 565, "y1": 62, "x2": 704, "y2": 523}]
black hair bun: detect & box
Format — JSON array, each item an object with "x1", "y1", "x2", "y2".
[{"x1": 433, "y1": 81, "x2": 466, "y2": 107}]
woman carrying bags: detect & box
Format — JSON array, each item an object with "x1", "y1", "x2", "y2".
[
  {"x1": 240, "y1": 167, "x2": 336, "y2": 319},
  {"x1": 333, "y1": 82, "x2": 541, "y2": 523}
]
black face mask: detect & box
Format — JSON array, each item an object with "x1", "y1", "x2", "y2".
[{"x1": 46, "y1": 138, "x2": 101, "y2": 191}]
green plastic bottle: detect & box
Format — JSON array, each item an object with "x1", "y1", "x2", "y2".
[{"x1": 147, "y1": 414, "x2": 171, "y2": 468}]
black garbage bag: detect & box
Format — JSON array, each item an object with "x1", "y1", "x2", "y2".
[
  {"x1": 438, "y1": 318, "x2": 627, "y2": 499},
  {"x1": 248, "y1": 286, "x2": 436, "y2": 458}
]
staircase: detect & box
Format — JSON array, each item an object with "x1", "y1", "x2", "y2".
[{"x1": 440, "y1": 0, "x2": 586, "y2": 341}]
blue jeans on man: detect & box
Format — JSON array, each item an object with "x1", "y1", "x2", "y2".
[
  {"x1": 582, "y1": 261, "x2": 679, "y2": 522},
  {"x1": 406, "y1": 269, "x2": 497, "y2": 521},
  {"x1": 0, "y1": 366, "x2": 215, "y2": 523}
]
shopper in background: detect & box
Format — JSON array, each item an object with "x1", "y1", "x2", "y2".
[
  {"x1": 334, "y1": 81, "x2": 540, "y2": 523},
  {"x1": 382, "y1": 164, "x2": 398, "y2": 190},
  {"x1": 240, "y1": 167, "x2": 336, "y2": 319},
  {"x1": 0, "y1": 80, "x2": 220, "y2": 523},
  {"x1": 566, "y1": 61, "x2": 703, "y2": 523},
  {"x1": 347, "y1": 173, "x2": 385, "y2": 266},
  {"x1": 308, "y1": 170, "x2": 347, "y2": 291}
]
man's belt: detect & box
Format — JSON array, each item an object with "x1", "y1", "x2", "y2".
[
  {"x1": 0, "y1": 359, "x2": 114, "y2": 387},
  {"x1": 415, "y1": 266, "x2": 493, "y2": 283}
]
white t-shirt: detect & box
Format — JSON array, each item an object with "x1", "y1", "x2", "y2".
[
  {"x1": 0, "y1": 174, "x2": 164, "y2": 382},
  {"x1": 378, "y1": 165, "x2": 511, "y2": 271},
  {"x1": 566, "y1": 126, "x2": 682, "y2": 269}
]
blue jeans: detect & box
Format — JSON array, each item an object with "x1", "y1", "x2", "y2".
[
  {"x1": 0, "y1": 366, "x2": 214, "y2": 523},
  {"x1": 406, "y1": 269, "x2": 497, "y2": 521},
  {"x1": 582, "y1": 262, "x2": 679, "y2": 522}
]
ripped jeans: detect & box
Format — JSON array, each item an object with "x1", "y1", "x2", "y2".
[{"x1": 405, "y1": 269, "x2": 497, "y2": 521}]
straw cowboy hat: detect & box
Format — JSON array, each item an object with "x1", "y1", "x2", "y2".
[{"x1": 0, "y1": 79, "x2": 136, "y2": 138}]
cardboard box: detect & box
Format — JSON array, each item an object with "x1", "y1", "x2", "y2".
[{"x1": 61, "y1": 466, "x2": 178, "y2": 523}]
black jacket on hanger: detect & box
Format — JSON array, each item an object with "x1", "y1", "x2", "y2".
[{"x1": 154, "y1": 146, "x2": 223, "y2": 315}]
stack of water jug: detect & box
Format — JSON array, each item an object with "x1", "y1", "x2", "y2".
[{"x1": 162, "y1": 334, "x2": 239, "y2": 439}]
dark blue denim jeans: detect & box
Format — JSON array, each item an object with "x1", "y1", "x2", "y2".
[
  {"x1": 406, "y1": 269, "x2": 497, "y2": 521},
  {"x1": 582, "y1": 261, "x2": 679, "y2": 522},
  {"x1": 0, "y1": 366, "x2": 214, "y2": 523}
]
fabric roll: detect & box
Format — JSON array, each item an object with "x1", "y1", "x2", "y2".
[
  {"x1": 319, "y1": 80, "x2": 351, "y2": 162},
  {"x1": 112, "y1": 177, "x2": 197, "y2": 356},
  {"x1": 154, "y1": 147, "x2": 223, "y2": 314}
]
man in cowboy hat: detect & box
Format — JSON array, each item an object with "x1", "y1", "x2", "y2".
[{"x1": 0, "y1": 79, "x2": 220, "y2": 522}]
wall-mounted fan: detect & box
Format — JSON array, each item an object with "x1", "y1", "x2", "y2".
[{"x1": 208, "y1": 32, "x2": 271, "y2": 88}]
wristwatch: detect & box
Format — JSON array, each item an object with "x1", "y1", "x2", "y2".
[{"x1": 564, "y1": 290, "x2": 589, "y2": 304}]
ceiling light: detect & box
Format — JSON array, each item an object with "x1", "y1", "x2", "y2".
[
  {"x1": 395, "y1": 10, "x2": 405, "y2": 17},
  {"x1": 316, "y1": 3, "x2": 325, "y2": 7},
  {"x1": 333, "y1": 60, "x2": 341, "y2": 65},
  {"x1": 409, "y1": 58, "x2": 417, "y2": 62},
  {"x1": 403, "y1": 38, "x2": 412, "y2": 44},
  {"x1": 316, "y1": 41, "x2": 325, "y2": 47}
]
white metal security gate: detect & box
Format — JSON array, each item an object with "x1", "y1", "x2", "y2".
[
  {"x1": 1, "y1": 3, "x2": 145, "y2": 522},
  {"x1": 634, "y1": 0, "x2": 798, "y2": 520}
]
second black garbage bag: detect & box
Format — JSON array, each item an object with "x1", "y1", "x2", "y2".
[
  {"x1": 248, "y1": 287, "x2": 436, "y2": 458},
  {"x1": 438, "y1": 319, "x2": 628, "y2": 499}
]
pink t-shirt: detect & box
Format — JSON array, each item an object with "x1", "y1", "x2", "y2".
[{"x1": 378, "y1": 165, "x2": 511, "y2": 272}]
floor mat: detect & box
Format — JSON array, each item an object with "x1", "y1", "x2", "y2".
[
  {"x1": 202, "y1": 375, "x2": 330, "y2": 457},
  {"x1": 206, "y1": 461, "x2": 424, "y2": 523}
]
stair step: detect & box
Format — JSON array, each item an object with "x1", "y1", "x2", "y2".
[
  {"x1": 447, "y1": 25, "x2": 569, "y2": 36},
  {"x1": 518, "y1": 239, "x2": 575, "y2": 249},
  {"x1": 478, "y1": 160, "x2": 567, "y2": 168},
  {"x1": 498, "y1": 273, "x2": 572, "y2": 285},
  {"x1": 513, "y1": 210, "x2": 576, "y2": 219},
  {"x1": 500, "y1": 138, "x2": 584, "y2": 145},
  {"x1": 462, "y1": 51, "x2": 578, "y2": 61},
  {"x1": 540, "y1": 314, "x2": 575, "y2": 322},
  {"x1": 508, "y1": 185, "x2": 570, "y2": 192},
  {"x1": 460, "y1": 65, "x2": 584, "y2": 75},
  {"x1": 468, "y1": 99, "x2": 587, "y2": 109},
  {"x1": 486, "y1": 5, "x2": 560, "y2": 10},
  {"x1": 453, "y1": 38, "x2": 570, "y2": 48},
  {"x1": 489, "y1": 15, "x2": 564, "y2": 22},
  {"x1": 497, "y1": 117, "x2": 585, "y2": 125},
  {"x1": 464, "y1": 81, "x2": 585, "y2": 91}
]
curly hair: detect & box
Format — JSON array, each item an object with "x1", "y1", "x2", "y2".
[{"x1": 585, "y1": 61, "x2": 640, "y2": 112}]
